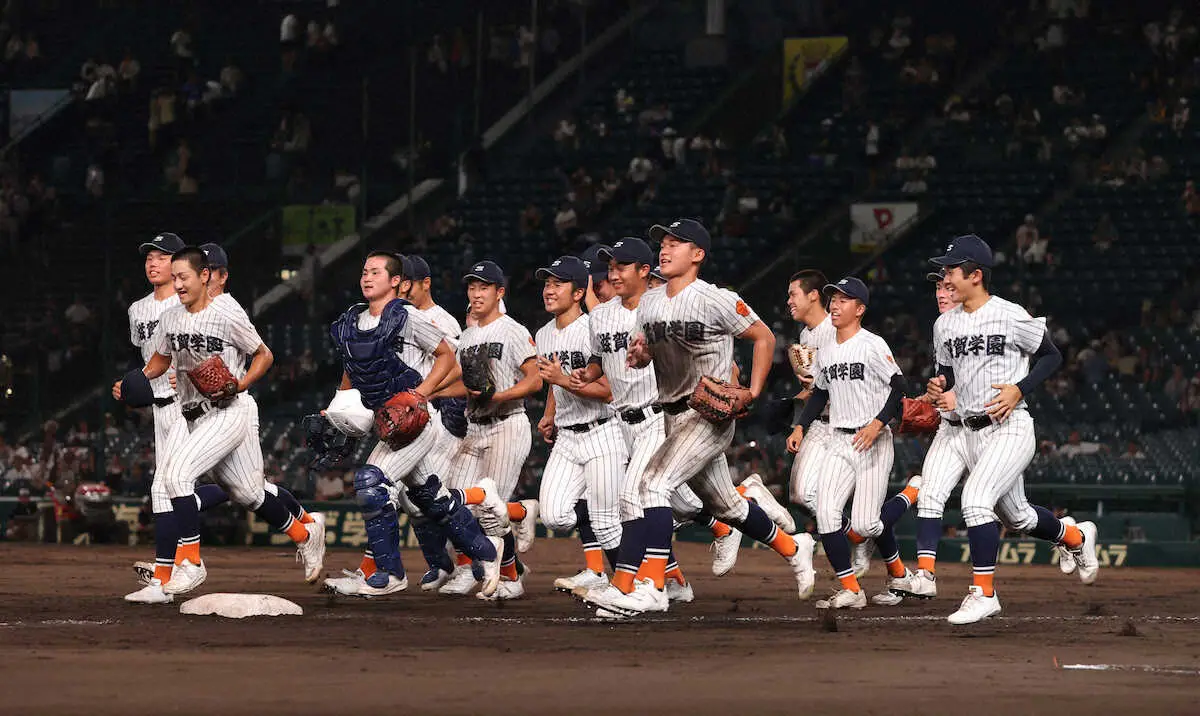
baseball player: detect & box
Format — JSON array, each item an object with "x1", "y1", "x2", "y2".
[
  {"x1": 117, "y1": 232, "x2": 184, "y2": 602},
  {"x1": 922, "y1": 235, "x2": 1098, "y2": 624},
  {"x1": 437, "y1": 260, "x2": 542, "y2": 600},
  {"x1": 580, "y1": 219, "x2": 816, "y2": 618},
  {"x1": 119, "y1": 246, "x2": 325, "y2": 596},
  {"x1": 128, "y1": 242, "x2": 320, "y2": 594},
  {"x1": 533, "y1": 255, "x2": 630, "y2": 593},
  {"x1": 314, "y1": 251, "x2": 505, "y2": 598},
  {"x1": 648, "y1": 265, "x2": 666, "y2": 289},
  {"x1": 783, "y1": 269, "x2": 835, "y2": 519},
  {"x1": 581, "y1": 243, "x2": 615, "y2": 311},
  {"x1": 790, "y1": 278, "x2": 910, "y2": 610}
]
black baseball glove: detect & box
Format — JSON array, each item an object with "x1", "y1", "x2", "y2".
[{"x1": 461, "y1": 351, "x2": 496, "y2": 402}]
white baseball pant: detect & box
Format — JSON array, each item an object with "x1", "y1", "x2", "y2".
[
  {"x1": 789, "y1": 419, "x2": 833, "y2": 516},
  {"x1": 637, "y1": 408, "x2": 748, "y2": 525},
  {"x1": 616, "y1": 411, "x2": 706, "y2": 522},
  {"x1": 958, "y1": 410, "x2": 1038, "y2": 530},
  {"x1": 812, "y1": 427, "x2": 894, "y2": 537},
  {"x1": 159, "y1": 395, "x2": 265, "y2": 509},
  {"x1": 149, "y1": 399, "x2": 184, "y2": 513},
  {"x1": 915, "y1": 420, "x2": 968, "y2": 520},
  {"x1": 446, "y1": 413, "x2": 532, "y2": 501},
  {"x1": 539, "y1": 420, "x2": 628, "y2": 550}
]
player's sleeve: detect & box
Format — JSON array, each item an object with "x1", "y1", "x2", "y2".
[
  {"x1": 1011, "y1": 307, "x2": 1048, "y2": 354},
  {"x1": 127, "y1": 304, "x2": 141, "y2": 347},
  {"x1": 712, "y1": 288, "x2": 760, "y2": 336},
  {"x1": 153, "y1": 309, "x2": 174, "y2": 356},
  {"x1": 507, "y1": 322, "x2": 537, "y2": 365},
  {"x1": 812, "y1": 351, "x2": 829, "y2": 390},
  {"x1": 933, "y1": 314, "x2": 950, "y2": 366},
  {"x1": 407, "y1": 308, "x2": 445, "y2": 354},
  {"x1": 870, "y1": 337, "x2": 903, "y2": 381},
  {"x1": 228, "y1": 306, "x2": 266, "y2": 353}
]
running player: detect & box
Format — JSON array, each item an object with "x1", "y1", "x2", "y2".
[
  {"x1": 533, "y1": 256, "x2": 629, "y2": 593},
  {"x1": 123, "y1": 247, "x2": 325, "y2": 596},
  {"x1": 791, "y1": 277, "x2": 909, "y2": 610},
  {"x1": 783, "y1": 269, "x2": 834, "y2": 520},
  {"x1": 923, "y1": 235, "x2": 1098, "y2": 624},
  {"x1": 439, "y1": 260, "x2": 542, "y2": 600},
  {"x1": 580, "y1": 219, "x2": 816, "y2": 618},
  {"x1": 317, "y1": 251, "x2": 505, "y2": 598}
]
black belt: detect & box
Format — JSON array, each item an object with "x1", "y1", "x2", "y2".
[
  {"x1": 658, "y1": 398, "x2": 690, "y2": 415},
  {"x1": 814, "y1": 415, "x2": 829, "y2": 423},
  {"x1": 619, "y1": 405, "x2": 663, "y2": 424},
  {"x1": 153, "y1": 396, "x2": 175, "y2": 408},
  {"x1": 943, "y1": 418, "x2": 963, "y2": 427},
  {"x1": 562, "y1": 416, "x2": 611, "y2": 433},
  {"x1": 181, "y1": 402, "x2": 212, "y2": 422},
  {"x1": 469, "y1": 412, "x2": 522, "y2": 425},
  {"x1": 963, "y1": 415, "x2": 993, "y2": 431},
  {"x1": 835, "y1": 427, "x2": 858, "y2": 434}
]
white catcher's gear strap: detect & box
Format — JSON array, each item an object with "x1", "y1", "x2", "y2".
[{"x1": 325, "y1": 389, "x2": 374, "y2": 437}]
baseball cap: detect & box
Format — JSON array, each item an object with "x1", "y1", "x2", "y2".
[
  {"x1": 599, "y1": 237, "x2": 654, "y2": 266},
  {"x1": 650, "y1": 265, "x2": 666, "y2": 281},
  {"x1": 823, "y1": 276, "x2": 870, "y2": 306},
  {"x1": 407, "y1": 256, "x2": 431, "y2": 280},
  {"x1": 926, "y1": 268, "x2": 946, "y2": 282},
  {"x1": 463, "y1": 260, "x2": 505, "y2": 285},
  {"x1": 199, "y1": 243, "x2": 228, "y2": 269},
  {"x1": 648, "y1": 218, "x2": 711, "y2": 253},
  {"x1": 929, "y1": 234, "x2": 994, "y2": 268},
  {"x1": 535, "y1": 255, "x2": 589, "y2": 286},
  {"x1": 579, "y1": 244, "x2": 612, "y2": 281},
  {"x1": 139, "y1": 232, "x2": 186, "y2": 255}
]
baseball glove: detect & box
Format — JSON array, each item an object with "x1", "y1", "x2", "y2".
[
  {"x1": 688, "y1": 375, "x2": 753, "y2": 423},
  {"x1": 431, "y1": 396, "x2": 468, "y2": 439},
  {"x1": 374, "y1": 391, "x2": 431, "y2": 449},
  {"x1": 186, "y1": 356, "x2": 238, "y2": 402},
  {"x1": 788, "y1": 343, "x2": 816, "y2": 379},
  {"x1": 461, "y1": 351, "x2": 496, "y2": 402},
  {"x1": 897, "y1": 397, "x2": 940, "y2": 434}
]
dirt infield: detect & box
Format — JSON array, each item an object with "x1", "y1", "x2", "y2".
[{"x1": 1, "y1": 540, "x2": 1198, "y2": 715}]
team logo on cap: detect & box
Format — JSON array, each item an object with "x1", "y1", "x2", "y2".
[
  {"x1": 838, "y1": 279, "x2": 848, "y2": 285},
  {"x1": 474, "y1": 265, "x2": 484, "y2": 271},
  {"x1": 551, "y1": 260, "x2": 561, "y2": 266},
  {"x1": 614, "y1": 241, "x2": 624, "y2": 247},
  {"x1": 946, "y1": 242, "x2": 954, "y2": 252},
  {"x1": 670, "y1": 221, "x2": 681, "y2": 228},
  {"x1": 582, "y1": 260, "x2": 591, "y2": 268}
]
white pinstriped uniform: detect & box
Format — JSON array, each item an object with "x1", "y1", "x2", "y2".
[
  {"x1": 788, "y1": 314, "x2": 836, "y2": 515},
  {"x1": 810, "y1": 328, "x2": 899, "y2": 537},
  {"x1": 933, "y1": 297, "x2": 1047, "y2": 529},
  {"x1": 420, "y1": 302, "x2": 466, "y2": 458},
  {"x1": 446, "y1": 315, "x2": 534, "y2": 500},
  {"x1": 356, "y1": 303, "x2": 452, "y2": 495},
  {"x1": 587, "y1": 296, "x2": 704, "y2": 522},
  {"x1": 154, "y1": 297, "x2": 267, "y2": 508},
  {"x1": 536, "y1": 314, "x2": 627, "y2": 549},
  {"x1": 128, "y1": 291, "x2": 183, "y2": 513},
  {"x1": 631, "y1": 280, "x2": 757, "y2": 523}
]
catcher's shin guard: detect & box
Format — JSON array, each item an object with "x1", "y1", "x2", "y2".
[
  {"x1": 406, "y1": 476, "x2": 498, "y2": 562},
  {"x1": 413, "y1": 517, "x2": 454, "y2": 573},
  {"x1": 354, "y1": 466, "x2": 405, "y2": 577}
]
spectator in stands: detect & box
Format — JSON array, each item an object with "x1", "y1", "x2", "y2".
[
  {"x1": 1120, "y1": 441, "x2": 1146, "y2": 460},
  {"x1": 1175, "y1": 98, "x2": 1192, "y2": 136},
  {"x1": 596, "y1": 167, "x2": 621, "y2": 208},
  {"x1": 427, "y1": 34, "x2": 448, "y2": 73},
  {"x1": 901, "y1": 171, "x2": 927, "y2": 194},
  {"x1": 517, "y1": 25, "x2": 535, "y2": 69},
  {"x1": 284, "y1": 112, "x2": 312, "y2": 154},
  {"x1": 1164, "y1": 364, "x2": 1188, "y2": 405},
  {"x1": 554, "y1": 116, "x2": 578, "y2": 152},
  {"x1": 64, "y1": 295, "x2": 91, "y2": 326},
  {"x1": 220, "y1": 57, "x2": 244, "y2": 97},
  {"x1": 1015, "y1": 213, "x2": 1038, "y2": 252},
  {"x1": 104, "y1": 453, "x2": 125, "y2": 491},
  {"x1": 1078, "y1": 340, "x2": 1109, "y2": 383},
  {"x1": 1148, "y1": 154, "x2": 1170, "y2": 181},
  {"x1": 280, "y1": 13, "x2": 301, "y2": 72},
  {"x1": 864, "y1": 120, "x2": 880, "y2": 163},
  {"x1": 170, "y1": 26, "x2": 195, "y2": 71},
  {"x1": 518, "y1": 203, "x2": 542, "y2": 237},
  {"x1": 1056, "y1": 430, "x2": 1104, "y2": 458},
  {"x1": 637, "y1": 103, "x2": 673, "y2": 135},
  {"x1": 4, "y1": 33, "x2": 21, "y2": 63},
  {"x1": 85, "y1": 164, "x2": 105, "y2": 199},
  {"x1": 553, "y1": 201, "x2": 578, "y2": 240},
  {"x1": 627, "y1": 152, "x2": 654, "y2": 188},
  {"x1": 1052, "y1": 82, "x2": 1084, "y2": 106},
  {"x1": 316, "y1": 470, "x2": 347, "y2": 500},
  {"x1": 164, "y1": 138, "x2": 191, "y2": 188},
  {"x1": 118, "y1": 49, "x2": 140, "y2": 94},
  {"x1": 884, "y1": 26, "x2": 911, "y2": 60},
  {"x1": 1183, "y1": 180, "x2": 1200, "y2": 217},
  {"x1": 1092, "y1": 213, "x2": 1118, "y2": 251},
  {"x1": 5, "y1": 488, "x2": 37, "y2": 539},
  {"x1": 2, "y1": 450, "x2": 32, "y2": 492}
]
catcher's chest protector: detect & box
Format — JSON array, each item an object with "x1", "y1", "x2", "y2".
[{"x1": 331, "y1": 299, "x2": 423, "y2": 409}]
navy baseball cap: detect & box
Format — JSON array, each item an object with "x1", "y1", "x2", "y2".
[
  {"x1": 926, "y1": 268, "x2": 946, "y2": 282},
  {"x1": 823, "y1": 276, "x2": 870, "y2": 306},
  {"x1": 199, "y1": 243, "x2": 228, "y2": 269},
  {"x1": 139, "y1": 232, "x2": 186, "y2": 255},
  {"x1": 535, "y1": 255, "x2": 589, "y2": 286},
  {"x1": 463, "y1": 260, "x2": 505, "y2": 285},
  {"x1": 407, "y1": 256, "x2": 431, "y2": 280},
  {"x1": 579, "y1": 244, "x2": 612, "y2": 280},
  {"x1": 929, "y1": 234, "x2": 994, "y2": 268},
  {"x1": 648, "y1": 218, "x2": 711, "y2": 253},
  {"x1": 599, "y1": 237, "x2": 654, "y2": 266},
  {"x1": 650, "y1": 265, "x2": 666, "y2": 281}
]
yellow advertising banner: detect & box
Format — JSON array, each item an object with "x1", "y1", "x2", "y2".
[{"x1": 782, "y1": 36, "x2": 848, "y2": 105}]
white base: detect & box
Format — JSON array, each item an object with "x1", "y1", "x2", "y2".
[{"x1": 178, "y1": 593, "x2": 303, "y2": 618}]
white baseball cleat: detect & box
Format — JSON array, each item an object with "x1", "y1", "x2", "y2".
[
  {"x1": 815, "y1": 588, "x2": 867, "y2": 610},
  {"x1": 891, "y1": 568, "x2": 937, "y2": 599},
  {"x1": 665, "y1": 579, "x2": 695, "y2": 604},
  {"x1": 358, "y1": 573, "x2": 409, "y2": 597},
  {"x1": 554, "y1": 569, "x2": 608, "y2": 593},
  {"x1": 133, "y1": 561, "x2": 156, "y2": 586},
  {"x1": 477, "y1": 573, "x2": 526, "y2": 601},
  {"x1": 420, "y1": 567, "x2": 453, "y2": 592},
  {"x1": 789, "y1": 533, "x2": 817, "y2": 599},
  {"x1": 475, "y1": 478, "x2": 512, "y2": 535},
  {"x1": 323, "y1": 568, "x2": 367, "y2": 596},
  {"x1": 577, "y1": 583, "x2": 628, "y2": 612},
  {"x1": 162, "y1": 559, "x2": 206, "y2": 595},
  {"x1": 438, "y1": 564, "x2": 479, "y2": 596},
  {"x1": 853, "y1": 538, "x2": 873, "y2": 578},
  {"x1": 477, "y1": 536, "x2": 505, "y2": 597},
  {"x1": 741, "y1": 473, "x2": 796, "y2": 534},
  {"x1": 295, "y1": 513, "x2": 327, "y2": 583},
  {"x1": 513, "y1": 499, "x2": 539, "y2": 553},
  {"x1": 947, "y1": 585, "x2": 1001, "y2": 625},
  {"x1": 124, "y1": 578, "x2": 174, "y2": 604},
  {"x1": 1056, "y1": 516, "x2": 1078, "y2": 575},
  {"x1": 1073, "y1": 521, "x2": 1100, "y2": 585},
  {"x1": 870, "y1": 569, "x2": 915, "y2": 606},
  {"x1": 710, "y1": 527, "x2": 741, "y2": 576},
  {"x1": 595, "y1": 579, "x2": 669, "y2": 619}
]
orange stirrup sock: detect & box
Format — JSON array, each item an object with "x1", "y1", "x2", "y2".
[
  {"x1": 153, "y1": 564, "x2": 173, "y2": 583},
  {"x1": 175, "y1": 539, "x2": 200, "y2": 566},
  {"x1": 845, "y1": 528, "x2": 866, "y2": 545},
  {"x1": 885, "y1": 555, "x2": 907, "y2": 579},
  {"x1": 973, "y1": 571, "x2": 995, "y2": 597},
  {"x1": 297, "y1": 508, "x2": 315, "y2": 524},
  {"x1": 710, "y1": 520, "x2": 731, "y2": 539},
  {"x1": 769, "y1": 527, "x2": 797, "y2": 557},
  {"x1": 284, "y1": 516, "x2": 309, "y2": 544},
  {"x1": 584, "y1": 548, "x2": 605, "y2": 574},
  {"x1": 508, "y1": 502, "x2": 527, "y2": 521},
  {"x1": 359, "y1": 552, "x2": 377, "y2": 578},
  {"x1": 1060, "y1": 523, "x2": 1083, "y2": 549},
  {"x1": 461, "y1": 487, "x2": 486, "y2": 505},
  {"x1": 838, "y1": 573, "x2": 861, "y2": 592},
  {"x1": 917, "y1": 555, "x2": 937, "y2": 574}
]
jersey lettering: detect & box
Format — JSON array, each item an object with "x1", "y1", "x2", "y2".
[
  {"x1": 596, "y1": 331, "x2": 633, "y2": 354},
  {"x1": 821, "y1": 361, "x2": 865, "y2": 382},
  {"x1": 461, "y1": 342, "x2": 504, "y2": 362},
  {"x1": 136, "y1": 320, "x2": 161, "y2": 342},
  {"x1": 943, "y1": 334, "x2": 1007, "y2": 359},
  {"x1": 641, "y1": 320, "x2": 705, "y2": 344},
  {"x1": 170, "y1": 332, "x2": 225, "y2": 354}
]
